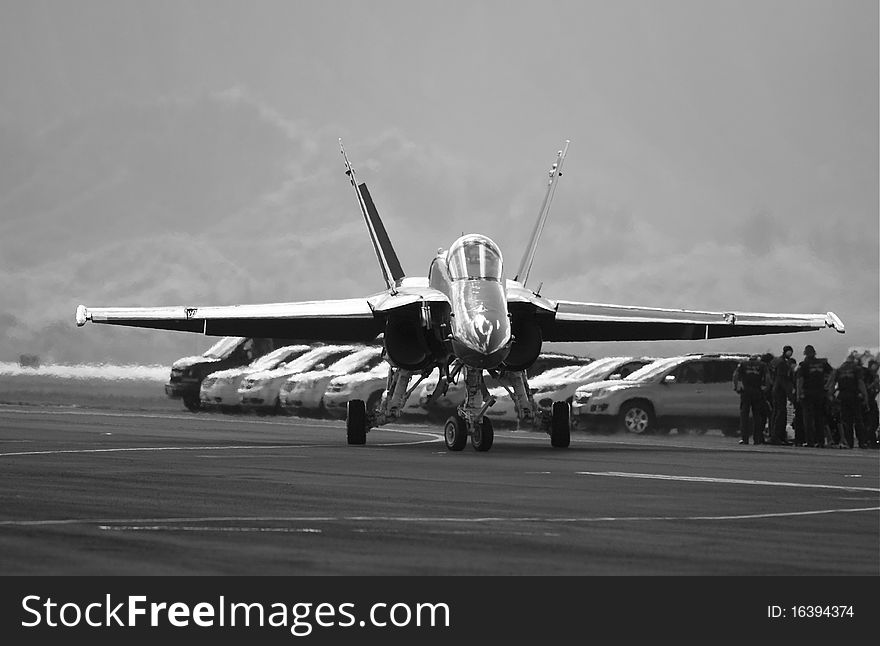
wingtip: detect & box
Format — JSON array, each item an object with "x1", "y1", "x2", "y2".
[
  {"x1": 825, "y1": 311, "x2": 845, "y2": 333},
  {"x1": 75, "y1": 304, "x2": 90, "y2": 327}
]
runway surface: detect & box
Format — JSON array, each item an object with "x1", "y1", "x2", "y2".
[{"x1": 0, "y1": 404, "x2": 877, "y2": 575}]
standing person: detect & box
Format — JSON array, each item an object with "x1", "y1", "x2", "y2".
[
  {"x1": 864, "y1": 359, "x2": 880, "y2": 449},
  {"x1": 864, "y1": 359, "x2": 880, "y2": 448},
  {"x1": 796, "y1": 345, "x2": 832, "y2": 448},
  {"x1": 758, "y1": 352, "x2": 775, "y2": 442},
  {"x1": 768, "y1": 346, "x2": 795, "y2": 445},
  {"x1": 830, "y1": 352, "x2": 869, "y2": 448},
  {"x1": 789, "y1": 357, "x2": 805, "y2": 445},
  {"x1": 733, "y1": 354, "x2": 770, "y2": 445}
]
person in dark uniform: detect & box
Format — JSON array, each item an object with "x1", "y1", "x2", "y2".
[
  {"x1": 863, "y1": 359, "x2": 879, "y2": 448},
  {"x1": 758, "y1": 352, "x2": 775, "y2": 442},
  {"x1": 789, "y1": 357, "x2": 805, "y2": 445},
  {"x1": 768, "y1": 346, "x2": 795, "y2": 445},
  {"x1": 830, "y1": 353, "x2": 870, "y2": 448},
  {"x1": 796, "y1": 345, "x2": 832, "y2": 448},
  {"x1": 733, "y1": 354, "x2": 770, "y2": 445}
]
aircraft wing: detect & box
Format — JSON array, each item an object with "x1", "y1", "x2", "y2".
[
  {"x1": 75, "y1": 285, "x2": 449, "y2": 343},
  {"x1": 537, "y1": 299, "x2": 845, "y2": 342},
  {"x1": 76, "y1": 288, "x2": 446, "y2": 342}
]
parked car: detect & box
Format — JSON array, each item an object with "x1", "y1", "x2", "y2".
[
  {"x1": 485, "y1": 356, "x2": 656, "y2": 423},
  {"x1": 165, "y1": 337, "x2": 284, "y2": 412},
  {"x1": 323, "y1": 360, "x2": 391, "y2": 419},
  {"x1": 571, "y1": 353, "x2": 750, "y2": 435},
  {"x1": 237, "y1": 345, "x2": 362, "y2": 414},
  {"x1": 199, "y1": 344, "x2": 313, "y2": 412},
  {"x1": 279, "y1": 346, "x2": 386, "y2": 416},
  {"x1": 415, "y1": 352, "x2": 593, "y2": 420}
]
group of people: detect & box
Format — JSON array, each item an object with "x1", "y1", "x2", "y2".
[{"x1": 733, "y1": 345, "x2": 880, "y2": 449}]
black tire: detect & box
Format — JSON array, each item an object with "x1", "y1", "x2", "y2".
[
  {"x1": 182, "y1": 393, "x2": 200, "y2": 412},
  {"x1": 444, "y1": 413, "x2": 468, "y2": 451},
  {"x1": 550, "y1": 401, "x2": 571, "y2": 448},
  {"x1": 472, "y1": 417, "x2": 494, "y2": 452},
  {"x1": 620, "y1": 401, "x2": 654, "y2": 434},
  {"x1": 346, "y1": 399, "x2": 368, "y2": 445}
]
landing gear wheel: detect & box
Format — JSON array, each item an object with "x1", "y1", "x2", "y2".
[
  {"x1": 472, "y1": 417, "x2": 494, "y2": 452},
  {"x1": 444, "y1": 413, "x2": 468, "y2": 451},
  {"x1": 346, "y1": 399, "x2": 368, "y2": 445},
  {"x1": 550, "y1": 401, "x2": 571, "y2": 448},
  {"x1": 620, "y1": 402, "x2": 654, "y2": 434},
  {"x1": 183, "y1": 394, "x2": 200, "y2": 412}
]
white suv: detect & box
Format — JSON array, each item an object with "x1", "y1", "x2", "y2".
[{"x1": 572, "y1": 354, "x2": 750, "y2": 435}]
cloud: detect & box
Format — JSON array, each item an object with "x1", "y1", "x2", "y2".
[{"x1": 0, "y1": 90, "x2": 874, "y2": 366}]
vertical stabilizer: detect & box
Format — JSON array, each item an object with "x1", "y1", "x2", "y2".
[
  {"x1": 340, "y1": 139, "x2": 406, "y2": 290},
  {"x1": 514, "y1": 140, "x2": 570, "y2": 288}
]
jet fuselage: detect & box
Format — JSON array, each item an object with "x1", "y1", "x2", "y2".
[{"x1": 429, "y1": 234, "x2": 512, "y2": 369}]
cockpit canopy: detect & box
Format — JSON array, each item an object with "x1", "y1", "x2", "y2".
[{"x1": 447, "y1": 234, "x2": 503, "y2": 281}]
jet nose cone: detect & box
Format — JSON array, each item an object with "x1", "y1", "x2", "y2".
[{"x1": 472, "y1": 313, "x2": 495, "y2": 351}]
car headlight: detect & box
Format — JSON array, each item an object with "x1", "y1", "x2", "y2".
[{"x1": 574, "y1": 391, "x2": 591, "y2": 404}]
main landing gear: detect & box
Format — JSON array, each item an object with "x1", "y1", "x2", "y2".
[{"x1": 344, "y1": 362, "x2": 570, "y2": 451}]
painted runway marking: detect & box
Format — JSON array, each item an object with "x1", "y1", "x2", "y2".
[
  {"x1": 0, "y1": 405, "x2": 433, "y2": 433},
  {"x1": 577, "y1": 471, "x2": 880, "y2": 493},
  {"x1": 0, "y1": 438, "x2": 441, "y2": 458},
  {"x1": 0, "y1": 429, "x2": 443, "y2": 458},
  {"x1": 98, "y1": 525, "x2": 322, "y2": 533},
  {"x1": 2, "y1": 507, "x2": 877, "y2": 528}
]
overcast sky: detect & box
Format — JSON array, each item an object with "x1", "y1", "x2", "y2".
[{"x1": 0, "y1": 0, "x2": 876, "y2": 364}]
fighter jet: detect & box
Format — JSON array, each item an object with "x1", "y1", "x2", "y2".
[{"x1": 75, "y1": 140, "x2": 845, "y2": 452}]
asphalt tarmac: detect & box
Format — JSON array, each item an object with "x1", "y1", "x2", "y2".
[{"x1": 0, "y1": 405, "x2": 877, "y2": 575}]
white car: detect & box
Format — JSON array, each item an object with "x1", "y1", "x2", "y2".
[
  {"x1": 323, "y1": 361, "x2": 391, "y2": 419},
  {"x1": 571, "y1": 353, "x2": 749, "y2": 434},
  {"x1": 237, "y1": 345, "x2": 363, "y2": 414},
  {"x1": 279, "y1": 346, "x2": 386, "y2": 416},
  {"x1": 481, "y1": 357, "x2": 647, "y2": 424},
  {"x1": 199, "y1": 344, "x2": 312, "y2": 411},
  {"x1": 501, "y1": 356, "x2": 657, "y2": 421},
  {"x1": 416, "y1": 352, "x2": 593, "y2": 420}
]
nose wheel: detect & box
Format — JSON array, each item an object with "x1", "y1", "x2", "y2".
[
  {"x1": 472, "y1": 417, "x2": 494, "y2": 452},
  {"x1": 444, "y1": 413, "x2": 468, "y2": 451}
]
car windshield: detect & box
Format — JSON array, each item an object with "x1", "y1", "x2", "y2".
[
  {"x1": 623, "y1": 356, "x2": 686, "y2": 381},
  {"x1": 529, "y1": 355, "x2": 589, "y2": 376},
  {"x1": 250, "y1": 346, "x2": 307, "y2": 371},
  {"x1": 286, "y1": 347, "x2": 354, "y2": 373},
  {"x1": 202, "y1": 337, "x2": 245, "y2": 359},
  {"x1": 447, "y1": 236, "x2": 502, "y2": 280},
  {"x1": 568, "y1": 357, "x2": 624, "y2": 380},
  {"x1": 533, "y1": 365, "x2": 582, "y2": 382},
  {"x1": 326, "y1": 348, "x2": 383, "y2": 374}
]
